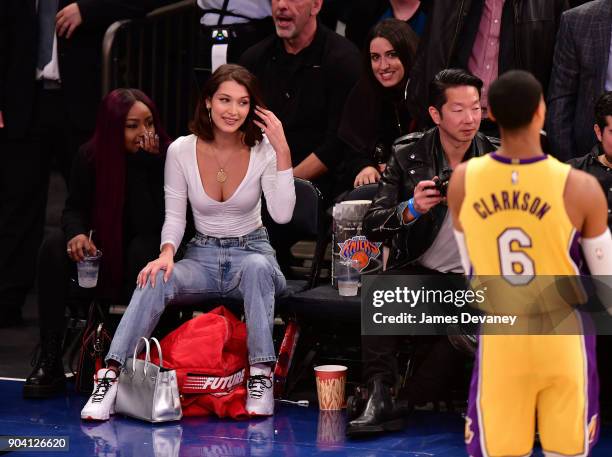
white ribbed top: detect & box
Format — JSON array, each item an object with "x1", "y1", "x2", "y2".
[{"x1": 161, "y1": 134, "x2": 295, "y2": 251}]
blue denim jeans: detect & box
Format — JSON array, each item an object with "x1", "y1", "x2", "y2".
[{"x1": 106, "y1": 227, "x2": 286, "y2": 366}]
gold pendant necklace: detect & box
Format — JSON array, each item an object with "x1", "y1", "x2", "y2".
[
  {"x1": 216, "y1": 169, "x2": 227, "y2": 183},
  {"x1": 209, "y1": 144, "x2": 237, "y2": 184}
]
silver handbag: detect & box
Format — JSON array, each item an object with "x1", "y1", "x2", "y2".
[{"x1": 116, "y1": 337, "x2": 182, "y2": 423}]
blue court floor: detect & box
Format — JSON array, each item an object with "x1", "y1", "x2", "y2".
[{"x1": 2, "y1": 379, "x2": 612, "y2": 457}]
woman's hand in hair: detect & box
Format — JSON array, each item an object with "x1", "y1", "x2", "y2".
[
  {"x1": 137, "y1": 245, "x2": 174, "y2": 289},
  {"x1": 66, "y1": 234, "x2": 97, "y2": 262},
  {"x1": 253, "y1": 106, "x2": 291, "y2": 170},
  {"x1": 139, "y1": 131, "x2": 160, "y2": 155},
  {"x1": 354, "y1": 166, "x2": 381, "y2": 188}
]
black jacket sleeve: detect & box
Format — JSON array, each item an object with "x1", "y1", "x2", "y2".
[
  {"x1": 123, "y1": 149, "x2": 166, "y2": 239},
  {"x1": 338, "y1": 77, "x2": 385, "y2": 186},
  {"x1": 312, "y1": 38, "x2": 361, "y2": 171},
  {"x1": 546, "y1": 10, "x2": 579, "y2": 162},
  {"x1": 363, "y1": 145, "x2": 434, "y2": 243},
  {"x1": 342, "y1": 145, "x2": 376, "y2": 186},
  {"x1": 363, "y1": 150, "x2": 407, "y2": 241},
  {"x1": 61, "y1": 146, "x2": 95, "y2": 242}
]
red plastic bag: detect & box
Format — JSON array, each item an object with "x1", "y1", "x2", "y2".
[{"x1": 147, "y1": 306, "x2": 249, "y2": 419}]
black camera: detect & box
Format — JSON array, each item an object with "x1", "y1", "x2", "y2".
[{"x1": 432, "y1": 167, "x2": 453, "y2": 197}]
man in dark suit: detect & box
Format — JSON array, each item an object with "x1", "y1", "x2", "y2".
[
  {"x1": 547, "y1": 0, "x2": 612, "y2": 161},
  {"x1": 0, "y1": 0, "x2": 154, "y2": 327}
]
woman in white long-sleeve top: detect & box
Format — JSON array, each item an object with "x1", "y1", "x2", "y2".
[{"x1": 80, "y1": 64, "x2": 296, "y2": 421}]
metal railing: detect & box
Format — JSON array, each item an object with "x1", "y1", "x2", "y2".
[{"x1": 101, "y1": 0, "x2": 199, "y2": 138}]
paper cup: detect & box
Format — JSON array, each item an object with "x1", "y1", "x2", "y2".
[{"x1": 314, "y1": 365, "x2": 347, "y2": 410}]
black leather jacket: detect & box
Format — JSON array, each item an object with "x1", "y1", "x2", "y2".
[
  {"x1": 567, "y1": 145, "x2": 612, "y2": 231},
  {"x1": 363, "y1": 128, "x2": 498, "y2": 271},
  {"x1": 407, "y1": 0, "x2": 568, "y2": 128}
]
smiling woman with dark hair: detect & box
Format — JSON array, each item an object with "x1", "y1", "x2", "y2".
[
  {"x1": 23, "y1": 88, "x2": 171, "y2": 399},
  {"x1": 79, "y1": 64, "x2": 296, "y2": 421},
  {"x1": 339, "y1": 19, "x2": 418, "y2": 189}
]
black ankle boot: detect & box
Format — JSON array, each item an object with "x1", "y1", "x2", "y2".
[
  {"x1": 346, "y1": 378, "x2": 404, "y2": 437},
  {"x1": 23, "y1": 331, "x2": 66, "y2": 398},
  {"x1": 346, "y1": 385, "x2": 369, "y2": 421}
]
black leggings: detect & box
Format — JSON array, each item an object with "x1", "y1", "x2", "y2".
[{"x1": 36, "y1": 227, "x2": 159, "y2": 334}]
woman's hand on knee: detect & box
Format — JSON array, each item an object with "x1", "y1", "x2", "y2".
[{"x1": 137, "y1": 251, "x2": 174, "y2": 289}]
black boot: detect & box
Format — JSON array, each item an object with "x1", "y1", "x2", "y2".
[
  {"x1": 23, "y1": 331, "x2": 66, "y2": 398},
  {"x1": 346, "y1": 385, "x2": 369, "y2": 421},
  {"x1": 346, "y1": 378, "x2": 403, "y2": 437}
]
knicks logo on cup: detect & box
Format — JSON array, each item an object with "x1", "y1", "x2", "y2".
[{"x1": 338, "y1": 236, "x2": 382, "y2": 271}]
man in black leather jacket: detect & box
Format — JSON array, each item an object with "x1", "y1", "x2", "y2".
[
  {"x1": 347, "y1": 69, "x2": 498, "y2": 437},
  {"x1": 407, "y1": 0, "x2": 568, "y2": 131},
  {"x1": 567, "y1": 91, "x2": 612, "y2": 231}
]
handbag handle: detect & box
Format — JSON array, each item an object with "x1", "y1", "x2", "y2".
[
  {"x1": 149, "y1": 337, "x2": 163, "y2": 368},
  {"x1": 133, "y1": 337, "x2": 151, "y2": 376}
]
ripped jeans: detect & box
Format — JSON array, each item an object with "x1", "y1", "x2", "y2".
[{"x1": 106, "y1": 227, "x2": 285, "y2": 366}]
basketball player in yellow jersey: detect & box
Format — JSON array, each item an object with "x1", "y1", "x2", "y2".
[{"x1": 447, "y1": 70, "x2": 612, "y2": 457}]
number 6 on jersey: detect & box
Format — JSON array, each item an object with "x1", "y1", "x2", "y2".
[{"x1": 497, "y1": 228, "x2": 535, "y2": 285}]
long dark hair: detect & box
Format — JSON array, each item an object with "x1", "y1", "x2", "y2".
[
  {"x1": 364, "y1": 18, "x2": 418, "y2": 94},
  {"x1": 87, "y1": 88, "x2": 171, "y2": 295},
  {"x1": 190, "y1": 64, "x2": 266, "y2": 147}
]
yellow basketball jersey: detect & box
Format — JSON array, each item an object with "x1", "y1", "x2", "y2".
[
  {"x1": 460, "y1": 154, "x2": 597, "y2": 457},
  {"x1": 459, "y1": 153, "x2": 580, "y2": 278}
]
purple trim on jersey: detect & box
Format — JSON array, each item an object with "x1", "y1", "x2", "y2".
[
  {"x1": 489, "y1": 153, "x2": 548, "y2": 165},
  {"x1": 469, "y1": 331, "x2": 600, "y2": 457},
  {"x1": 466, "y1": 334, "x2": 484, "y2": 457},
  {"x1": 569, "y1": 230, "x2": 587, "y2": 274},
  {"x1": 537, "y1": 316, "x2": 598, "y2": 456},
  {"x1": 584, "y1": 330, "x2": 600, "y2": 453}
]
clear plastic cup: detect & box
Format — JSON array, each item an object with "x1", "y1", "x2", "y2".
[
  {"x1": 77, "y1": 250, "x2": 102, "y2": 288},
  {"x1": 337, "y1": 259, "x2": 360, "y2": 296}
]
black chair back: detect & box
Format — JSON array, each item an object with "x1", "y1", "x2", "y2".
[{"x1": 289, "y1": 178, "x2": 322, "y2": 238}]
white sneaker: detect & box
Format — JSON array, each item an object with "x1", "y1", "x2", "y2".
[
  {"x1": 246, "y1": 365, "x2": 274, "y2": 416},
  {"x1": 81, "y1": 368, "x2": 118, "y2": 421}
]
